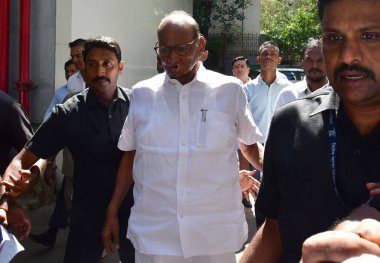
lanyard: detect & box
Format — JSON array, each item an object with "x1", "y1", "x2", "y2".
[
  {"x1": 327, "y1": 110, "x2": 348, "y2": 208},
  {"x1": 327, "y1": 110, "x2": 373, "y2": 209}
]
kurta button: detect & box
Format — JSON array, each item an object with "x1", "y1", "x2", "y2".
[{"x1": 109, "y1": 114, "x2": 112, "y2": 118}]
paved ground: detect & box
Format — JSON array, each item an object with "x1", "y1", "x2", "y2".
[{"x1": 9, "y1": 196, "x2": 257, "y2": 263}]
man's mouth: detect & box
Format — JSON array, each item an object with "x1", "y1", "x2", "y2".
[{"x1": 342, "y1": 73, "x2": 366, "y2": 80}]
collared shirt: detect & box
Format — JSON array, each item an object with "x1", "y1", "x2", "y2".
[
  {"x1": 256, "y1": 86, "x2": 380, "y2": 262},
  {"x1": 43, "y1": 83, "x2": 69, "y2": 121},
  {"x1": 244, "y1": 72, "x2": 292, "y2": 143},
  {"x1": 67, "y1": 72, "x2": 86, "y2": 94},
  {"x1": 25, "y1": 87, "x2": 133, "y2": 217},
  {"x1": 0, "y1": 91, "x2": 33, "y2": 174},
  {"x1": 118, "y1": 64, "x2": 262, "y2": 257}
]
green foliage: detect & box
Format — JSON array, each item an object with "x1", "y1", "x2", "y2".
[
  {"x1": 261, "y1": 0, "x2": 321, "y2": 57},
  {"x1": 212, "y1": 0, "x2": 252, "y2": 32},
  {"x1": 193, "y1": 0, "x2": 252, "y2": 33}
]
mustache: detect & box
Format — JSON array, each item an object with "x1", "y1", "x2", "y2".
[
  {"x1": 308, "y1": 68, "x2": 322, "y2": 74},
  {"x1": 92, "y1": 76, "x2": 110, "y2": 83},
  {"x1": 334, "y1": 64, "x2": 375, "y2": 81}
]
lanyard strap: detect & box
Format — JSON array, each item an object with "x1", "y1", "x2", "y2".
[{"x1": 327, "y1": 110, "x2": 350, "y2": 209}]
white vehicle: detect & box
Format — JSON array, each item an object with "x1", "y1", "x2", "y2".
[{"x1": 278, "y1": 68, "x2": 305, "y2": 83}]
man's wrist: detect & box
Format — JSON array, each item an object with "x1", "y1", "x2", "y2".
[{"x1": 0, "y1": 198, "x2": 9, "y2": 212}]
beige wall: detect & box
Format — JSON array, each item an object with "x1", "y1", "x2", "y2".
[{"x1": 55, "y1": 0, "x2": 192, "y2": 89}]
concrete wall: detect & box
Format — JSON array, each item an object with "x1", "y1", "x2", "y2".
[
  {"x1": 55, "y1": 0, "x2": 193, "y2": 90},
  {"x1": 9, "y1": 0, "x2": 56, "y2": 123}
]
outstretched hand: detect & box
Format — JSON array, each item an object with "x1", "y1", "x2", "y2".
[
  {"x1": 1, "y1": 169, "x2": 34, "y2": 199},
  {"x1": 239, "y1": 170, "x2": 261, "y2": 201}
]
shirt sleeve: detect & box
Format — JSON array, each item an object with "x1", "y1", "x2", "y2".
[
  {"x1": 255, "y1": 113, "x2": 282, "y2": 219},
  {"x1": 26, "y1": 105, "x2": 69, "y2": 159},
  {"x1": 236, "y1": 85, "x2": 263, "y2": 145},
  {"x1": 118, "y1": 92, "x2": 136, "y2": 151},
  {"x1": 9, "y1": 101, "x2": 33, "y2": 151}
]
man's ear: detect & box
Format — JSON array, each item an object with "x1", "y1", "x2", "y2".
[
  {"x1": 256, "y1": 56, "x2": 260, "y2": 63},
  {"x1": 278, "y1": 57, "x2": 282, "y2": 65},
  {"x1": 119, "y1": 61, "x2": 125, "y2": 73},
  {"x1": 198, "y1": 35, "x2": 206, "y2": 52}
]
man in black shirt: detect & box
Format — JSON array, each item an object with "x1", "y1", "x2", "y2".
[
  {"x1": 240, "y1": 0, "x2": 380, "y2": 262},
  {"x1": 1, "y1": 36, "x2": 134, "y2": 263}
]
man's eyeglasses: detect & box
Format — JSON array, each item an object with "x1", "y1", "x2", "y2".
[{"x1": 154, "y1": 38, "x2": 198, "y2": 58}]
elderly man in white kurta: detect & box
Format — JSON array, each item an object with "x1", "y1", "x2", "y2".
[{"x1": 102, "y1": 11, "x2": 263, "y2": 263}]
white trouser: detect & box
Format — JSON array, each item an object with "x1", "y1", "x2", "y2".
[{"x1": 135, "y1": 251, "x2": 236, "y2": 263}]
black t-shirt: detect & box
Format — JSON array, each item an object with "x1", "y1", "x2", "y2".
[
  {"x1": 26, "y1": 87, "x2": 133, "y2": 223},
  {"x1": 256, "y1": 87, "x2": 380, "y2": 263},
  {"x1": 0, "y1": 91, "x2": 33, "y2": 175}
]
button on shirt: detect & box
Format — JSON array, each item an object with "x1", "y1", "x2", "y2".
[
  {"x1": 244, "y1": 72, "x2": 292, "y2": 142},
  {"x1": 118, "y1": 64, "x2": 262, "y2": 258}
]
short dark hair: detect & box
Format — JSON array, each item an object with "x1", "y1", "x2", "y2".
[
  {"x1": 232, "y1": 56, "x2": 250, "y2": 67},
  {"x1": 83, "y1": 36, "x2": 122, "y2": 63},
  {"x1": 259, "y1": 41, "x2": 279, "y2": 54},
  {"x1": 69, "y1": 38, "x2": 86, "y2": 48},
  {"x1": 64, "y1": 59, "x2": 74, "y2": 69},
  {"x1": 317, "y1": 0, "x2": 330, "y2": 22},
  {"x1": 303, "y1": 37, "x2": 322, "y2": 57}
]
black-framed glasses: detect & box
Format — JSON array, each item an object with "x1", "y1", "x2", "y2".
[{"x1": 154, "y1": 38, "x2": 198, "y2": 58}]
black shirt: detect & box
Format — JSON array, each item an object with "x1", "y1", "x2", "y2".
[
  {"x1": 256, "y1": 86, "x2": 380, "y2": 263},
  {"x1": 26, "y1": 87, "x2": 133, "y2": 220},
  {"x1": 0, "y1": 91, "x2": 33, "y2": 174}
]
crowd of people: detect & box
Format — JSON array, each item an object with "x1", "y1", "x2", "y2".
[{"x1": 1, "y1": 0, "x2": 380, "y2": 262}]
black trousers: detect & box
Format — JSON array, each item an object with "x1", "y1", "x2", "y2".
[
  {"x1": 49, "y1": 177, "x2": 70, "y2": 229},
  {"x1": 63, "y1": 210, "x2": 135, "y2": 263}
]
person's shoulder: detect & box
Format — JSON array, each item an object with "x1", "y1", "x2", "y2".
[
  {"x1": 56, "y1": 89, "x2": 86, "y2": 113},
  {"x1": 67, "y1": 72, "x2": 80, "y2": 83},
  {"x1": 0, "y1": 91, "x2": 15, "y2": 108},
  {"x1": 117, "y1": 86, "x2": 132, "y2": 100},
  {"x1": 132, "y1": 73, "x2": 165, "y2": 92},
  {"x1": 202, "y1": 69, "x2": 243, "y2": 89},
  {"x1": 276, "y1": 72, "x2": 293, "y2": 86},
  {"x1": 279, "y1": 80, "x2": 304, "y2": 95},
  {"x1": 0, "y1": 91, "x2": 26, "y2": 114},
  {"x1": 279, "y1": 85, "x2": 333, "y2": 114}
]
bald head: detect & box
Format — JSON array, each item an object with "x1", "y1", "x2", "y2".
[
  {"x1": 157, "y1": 11, "x2": 200, "y2": 40},
  {"x1": 155, "y1": 10, "x2": 205, "y2": 85}
]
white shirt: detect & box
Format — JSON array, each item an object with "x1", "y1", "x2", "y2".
[
  {"x1": 118, "y1": 65, "x2": 262, "y2": 258},
  {"x1": 274, "y1": 79, "x2": 310, "y2": 110},
  {"x1": 244, "y1": 71, "x2": 292, "y2": 143},
  {"x1": 67, "y1": 72, "x2": 85, "y2": 94}
]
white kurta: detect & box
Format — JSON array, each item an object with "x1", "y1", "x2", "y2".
[{"x1": 118, "y1": 65, "x2": 262, "y2": 258}]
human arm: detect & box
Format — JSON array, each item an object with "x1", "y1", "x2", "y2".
[
  {"x1": 102, "y1": 150, "x2": 135, "y2": 257},
  {"x1": 300, "y1": 203, "x2": 380, "y2": 263},
  {"x1": 239, "y1": 218, "x2": 283, "y2": 263},
  {"x1": 1, "y1": 149, "x2": 46, "y2": 198},
  {"x1": 239, "y1": 142, "x2": 264, "y2": 172}
]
